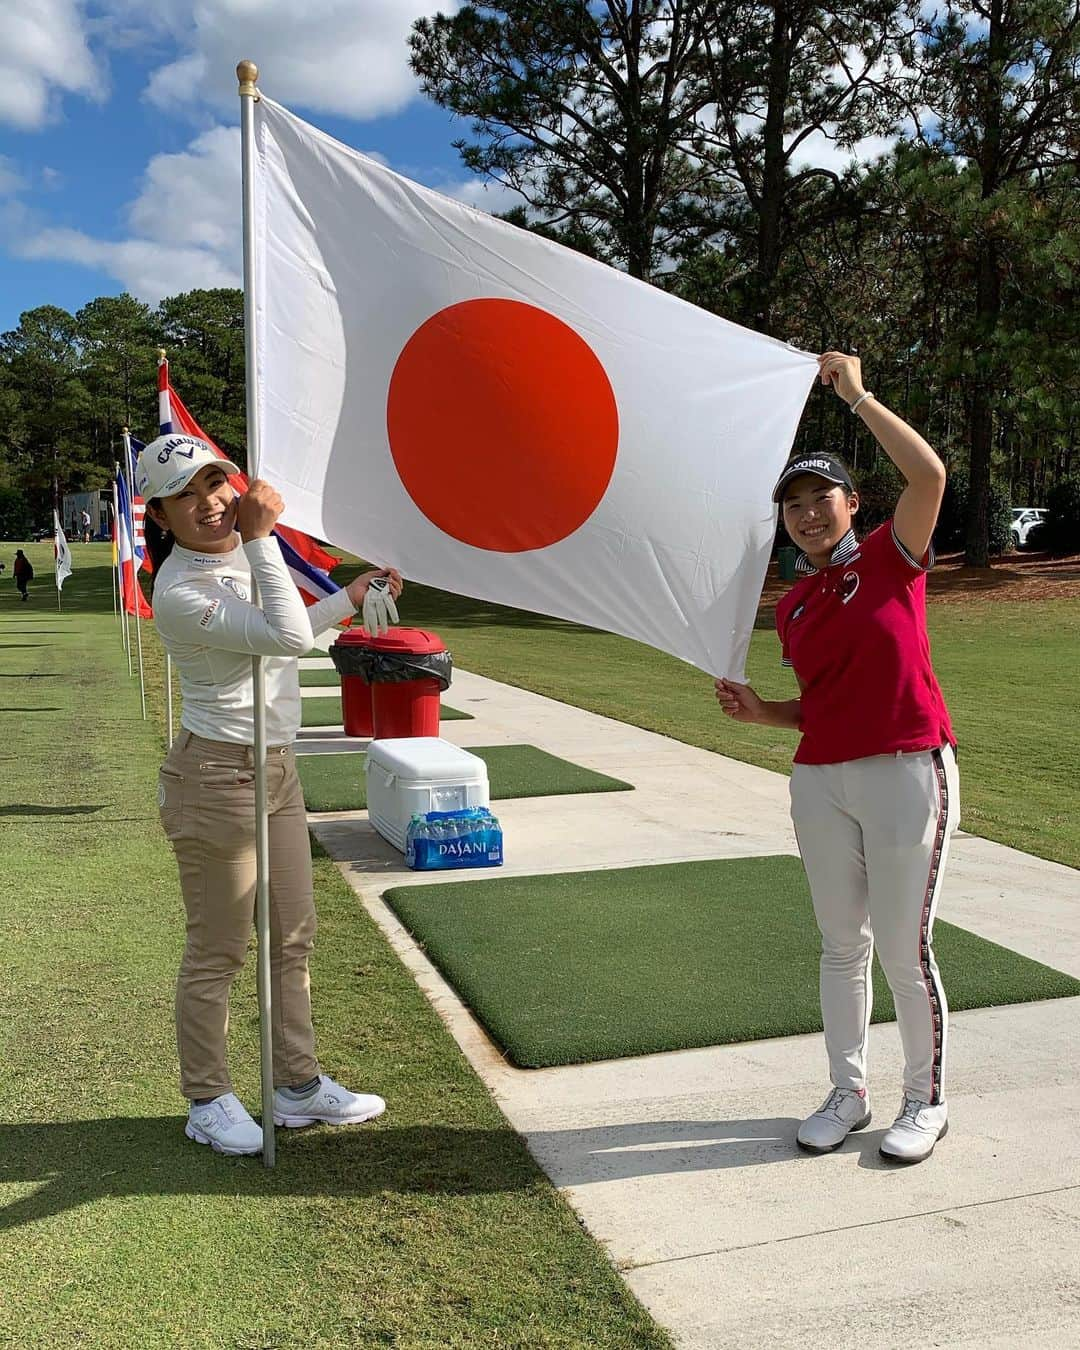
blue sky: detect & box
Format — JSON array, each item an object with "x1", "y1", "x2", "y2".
[
  {"x1": 1, "y1": 1, "x2": 919, "y2": 337},
  {"x1": 0, "y1": 1, "x2": 515, "y2": 334}
]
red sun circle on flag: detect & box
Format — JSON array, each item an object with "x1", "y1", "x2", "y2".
[{"x1": 386, "y1": 298, "x2": 619, "y2": 553}]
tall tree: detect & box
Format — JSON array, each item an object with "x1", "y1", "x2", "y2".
[
  {"x1": 0, "y1": 307, "x2": 94, "y2": 513},
  {"x1": 910, "y1": 0, "x2": 1079, "y2": 564},
  {"x1": 412, "y1": 1, "x2": 909, "y2": 332},
  {"x1": 76, "y1": 292, "x2": 161, "y2": 463},
  {"x1": 693, "y1": 0, "x2": 911, "y2": 332},
  {"x1": 411, "y1": 1, "x2": 726, "y2": 281},
  {"x1": 157, "y1": 288, "x2": 247, "y2": 461}
]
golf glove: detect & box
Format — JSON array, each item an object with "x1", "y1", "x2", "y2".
[{"x1": 362, "y1": 575, "x2": 399, "y2": 637}]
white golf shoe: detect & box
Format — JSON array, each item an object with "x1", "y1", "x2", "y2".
[
  {"x1": 272, "y1": 1074, "x2": 386, "y2": 1129},
  {"x1": 797, "y1": 1087, "x2": 872, "y2": 1153},
  {"x1": 185, "y1": 1093, "x2": 263, "y2": 1155},
  {"x1": 879, "y1": 1096, "x2": 948, "y2": 1163}
]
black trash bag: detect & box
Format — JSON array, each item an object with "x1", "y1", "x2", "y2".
[{"x1": 330, "y1": 643, "x2": 453, "y2": 692}]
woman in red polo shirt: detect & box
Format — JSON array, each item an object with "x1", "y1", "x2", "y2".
[{"x1": 716, "y1": 350, "x2": 958, "y2": 1166}]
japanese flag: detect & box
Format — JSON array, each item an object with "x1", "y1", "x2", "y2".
[{"x1": 252, "y1": 96, "x2": 817, "y2": 677}]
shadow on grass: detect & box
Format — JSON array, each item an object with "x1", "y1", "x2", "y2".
[
  {"x1": 0, "y1": 804, "x2": 104, "y2": 816},
  {"x1": 0, "y1": 1118, "x2": 539, "y2": 1230},
  {"x1": 0, "y1": 707, "x2": 63, "y2": 713},
  {"x1": 0, "y1": 673, "x2": 60, "y2": 678}
]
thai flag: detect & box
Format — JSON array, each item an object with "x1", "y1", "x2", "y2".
[
  {"x1": 157, "y1": 356, "x2": 344, "y2": 609},
  {"x1": 128, "y1": 435, "x2": 152, "y2": 573},
  {"x1": 117, "y1": 469, "x2": 153, "y2": 618}
]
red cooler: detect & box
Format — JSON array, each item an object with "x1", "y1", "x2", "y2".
[{"x1": 330, "y1": 628, "x2": 450, "y2": 739}]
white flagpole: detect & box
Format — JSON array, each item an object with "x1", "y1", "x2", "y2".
[
  {"x1": 166, "y1": 654, "x2": 175, "y2": 743},
  {"x1": 239, "y1": 57, "x2": 275, "y2": 1168},
  {"x1": 109, "y1": 501, "x2": 118, "y2": 618},
  {"x1": 115, "y1": 464, "x2": 132, "y2": 674},
  {"x1": 123, "y1": 428, "x2": 148, "y2": 719}
]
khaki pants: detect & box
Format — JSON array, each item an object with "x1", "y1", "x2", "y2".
[{"x1": 158, "y1": 730, "x2": 319, "y2": 1100}]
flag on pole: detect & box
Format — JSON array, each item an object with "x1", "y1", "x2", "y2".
[
  {"x1": 53, "y1": 510, "x2": 72, "y2": 590},
  {"x1": 128, "y1": 435, "x2": 152, "y2": 574},
  {"x1": 156, "y1": 356, "x2": 344, "y2": 608},
  {"x1": 250, "y1": 96, "x2": 818, "y2": 678},
  {"x1": 117, "y1": 470, "x2": 153, "y2": 618}
]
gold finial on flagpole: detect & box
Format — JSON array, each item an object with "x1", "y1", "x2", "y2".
[
  {"x1": 157, "y1": 348, "x2": 166, "y2": 362},
  {"x1": 122, "y1": 425, "x2": 129, "y2": 435},
  {"x1": 237, "y1": 61, "x2": 259, "y2": 99}
]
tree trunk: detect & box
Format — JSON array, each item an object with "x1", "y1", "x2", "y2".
[
  {"x1": 755, "y1": 4, "x2": 793, "y2": 334},
  {"x1": 964, "y1": 0, "x2": 1005, "y2": 567}
]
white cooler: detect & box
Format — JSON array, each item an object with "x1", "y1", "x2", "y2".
[{"x1": 365, "y1": 737, "x2": 490, "y2": 851}]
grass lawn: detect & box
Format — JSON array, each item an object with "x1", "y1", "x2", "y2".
[
  {"x1": 330, "y1": 565, "x2": 1080, "y2": 869},
  {"x1": 386, "y1": 857, "x2": 1080, "y2": 1068},
  {"x1": 0, "y1": 544, "x2": 669, "y2": 1349}
]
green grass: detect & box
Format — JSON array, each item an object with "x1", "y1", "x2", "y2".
[
  {"x1": 386, "y1": 856, "x2": 1080, "y2": 1069},
  {"x1": 0, "y1": 543, "x2": 669, "y2": 1350},
  {"x1": 329, "y1": 565, "x2": 1080, "y2": 869},
  {"x1": 297, "y1": 744, "x2": 632, "y2": 812},
  {"x1": 300, "y1": 693, "x2": 472, "y2": 727}
]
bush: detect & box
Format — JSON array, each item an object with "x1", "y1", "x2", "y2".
[
  {"x1": 1042, "y1": 476, "x2": 1080, "y2": 555},
  {"x1": 0, "y1": 487, "x2": 33, "y2": 541},
  {"x1": 934, "y1": 470, "x2": 1012, "y2": 556}
]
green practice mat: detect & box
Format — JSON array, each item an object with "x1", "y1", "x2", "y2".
[
  {"x1": 299, "y1": 667, "x2": 342, "y2": 687},
  {"x1": 385, "y1": 856, "x2": 1080, "y2": 1069},
  {"x1": 298, "y1": 744, "x2": 633, "y2": 812},
  {"x1": 300, "y1": 695, "x2": 473, "y2": 727}
]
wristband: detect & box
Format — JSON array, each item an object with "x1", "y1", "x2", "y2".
[{"x1": 850, "y1": 390, "x2": 874, "y2": 414}]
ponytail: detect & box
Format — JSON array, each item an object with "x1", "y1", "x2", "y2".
[{"x1": 144, "y1": 502, "x2": 175, "y2": 596}]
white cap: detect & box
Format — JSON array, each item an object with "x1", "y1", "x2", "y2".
[{"x1": 135, "y1": 433, "x2": 241, "y2": 500}]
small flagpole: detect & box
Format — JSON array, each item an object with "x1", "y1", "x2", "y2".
[
  {"x1": 166, "y1": 653, "x2": 175, "y2": 743},
  {"x1": 239, "y1": 57, "x2": 275, "y2": 1169},
  {"x1": 109, "y1": 502, "x2": 118, "y2": 618},
  {"x1": 123, "y1": 428, "x2": 148, "y2": 718},
  {"x1": 116, "y1": 463, "x2": 133, "y2": 674}
]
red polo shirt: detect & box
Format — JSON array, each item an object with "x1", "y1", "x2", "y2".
[{"x1": 775, "y1": 522, "x2": 955, "y2": 765}]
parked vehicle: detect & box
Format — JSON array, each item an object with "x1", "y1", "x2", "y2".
[{"x1": 1009, "y1": 507, "x2": 1047, "y2": 550}]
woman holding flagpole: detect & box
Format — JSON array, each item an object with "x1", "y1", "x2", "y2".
[
  {"x1": 140, "y1": 434, "x2": 402, "y2": 1156},
  {"x1": 715, "y1": 350, "x2": 958, "y2": 1166}
]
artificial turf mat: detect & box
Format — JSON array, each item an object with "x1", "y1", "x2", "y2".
[
  {"x1": 384, "y1": 855, "x2": 1080, "y2": 1069},
  {"x1": 300, "y1": 694, "x2": 473, "y2": 726},
  {"x1": 298, "y1": 744, "x2": 633, "y2": 812},
  {"x1": 299, "y1": 667, "x2": 342, "y2": 686}
]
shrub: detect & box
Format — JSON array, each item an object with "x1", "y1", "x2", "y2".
[
  {"x1": 0, "y1": 488, "x2": 33, "y2": 541},
  {"x1": 1043, "y1": 476, "x2": 1080, "y2": 555},
  {"x1": 934, "y1": 470, "x2": 1012, "y2": 556}
]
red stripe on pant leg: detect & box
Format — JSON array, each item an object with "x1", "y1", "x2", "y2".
[{"x1": 917, "y1": 750, "x2": 949, "y2": 1104}]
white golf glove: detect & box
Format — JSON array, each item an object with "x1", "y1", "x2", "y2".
[{"x1": 362, "y1": 574, "x2": 399, "y2": 637}]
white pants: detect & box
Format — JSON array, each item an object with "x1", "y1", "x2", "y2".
[{"x1": 789, "y1": 745, "x2": 960, "y2": 1104}]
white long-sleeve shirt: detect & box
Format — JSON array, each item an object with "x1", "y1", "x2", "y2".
[{"x1": 152, "y1": 535, "x2": 355, "y2": 744}]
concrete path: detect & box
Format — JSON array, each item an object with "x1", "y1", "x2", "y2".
[{"x1": 298, "y1": 662, "x2": 1080, "y2": 1349}]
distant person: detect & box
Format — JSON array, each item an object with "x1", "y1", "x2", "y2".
[
  {"x1": 13, "y1": 549, "x2": 33, "y2": 602},
  {"x1": 81, "y1": 508, "x2": 92, "y2": 543},
  {"x1": 716, "y1": 350, "x2": 958, "y2": 1166},
  {"x1": 140, "y1": 433, "x2": 402, "y2": 1157}
]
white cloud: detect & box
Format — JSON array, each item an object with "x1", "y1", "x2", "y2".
[
  {"x1": 0, "y1": 157, "x2": 27, "y2": 197},
  {"x1": 0, "y1": 0, "x2": 102, "y2": 129},
  {"x1": 442, "y1": 174, "x2": 523, "y2": 217},
  {"x1": 13, "y1": 125, "x2": 242, "y2": 302},
  {"x1": 786, "y1": 129, "x2": 897, "y2": 174},
  {"x1": 21, "y1": 228, "x2": 239, "y2": 299},
  {"x1": 140, "y1": 0, "x2": 457, "y2": 121}
]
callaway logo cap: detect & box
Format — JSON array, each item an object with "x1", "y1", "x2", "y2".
[
  {"x1": 772, "y1": 453, "x2": 854, "y2": 503},
  {"x1": 135, "y1": 434, "x2": 241, "y2": 500}
]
